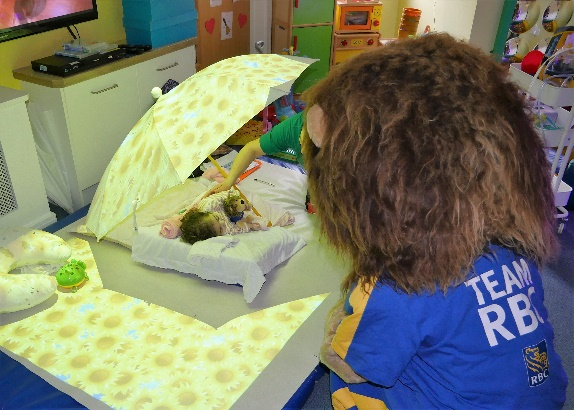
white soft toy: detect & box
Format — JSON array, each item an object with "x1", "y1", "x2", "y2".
[{"x1": 0, "y1": 228, "x2": 71, "y2": 314}]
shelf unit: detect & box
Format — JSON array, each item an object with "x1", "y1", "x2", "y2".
[{"x1": 509, "y1": 63, "x2": 574, "y2": 232}]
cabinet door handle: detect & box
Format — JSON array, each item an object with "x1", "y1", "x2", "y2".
[
  {"x1": 91, "y1": 84, "x2": 118, "y2": 94},
  {"x1": 156, "y1": 62, "x2": 179, "y2": 71}
]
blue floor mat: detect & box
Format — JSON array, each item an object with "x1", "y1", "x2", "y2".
[{"x1": 0, "y1": 352, "x2": 86, "y2": 409}]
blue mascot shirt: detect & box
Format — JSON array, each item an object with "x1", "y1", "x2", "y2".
[{"x1": 330, "y1": 245, "x2": 568, "y2": 409}]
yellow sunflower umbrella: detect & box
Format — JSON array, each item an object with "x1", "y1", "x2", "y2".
[{"x1": 85, "y1": 54, "x2": 314, "y2": 240}]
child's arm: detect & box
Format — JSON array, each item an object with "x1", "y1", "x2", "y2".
[{"x1": 203, "y1": 141, "x2": 265, "y2": 198}]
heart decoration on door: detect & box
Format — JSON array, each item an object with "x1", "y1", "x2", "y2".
[
  {"x1": 205, "y1": 18, "x2": 216, "y2": 34},
  {"x1": 238, "y1": 13, "x2": 247, "y2": 28}
]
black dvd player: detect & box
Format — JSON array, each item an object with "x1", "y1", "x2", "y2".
[{"x1": 31, "y1": 48, "x2": 127, "y2": 77}]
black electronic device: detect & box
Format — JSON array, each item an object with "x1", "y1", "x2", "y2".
[
  {"x1": 32, "y1": 55, "x2": 83, "y2": 77},
  {"x1": 118, "y1": 44, "x2": 153, "y2": 56},
  {"x1": 31, "y1": 48, "x2": 126, "y2": 77}
]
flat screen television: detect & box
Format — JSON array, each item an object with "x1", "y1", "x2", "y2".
[{"x1": 0, "y1": 0, "x2": 98, "y2": 43}]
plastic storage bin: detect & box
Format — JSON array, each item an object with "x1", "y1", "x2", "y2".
[
  {"x1": 122, "y1": 0, "x2": 196, "y2": 22},
  {"x1": 124, "y1": 10, "x2": 198, "y2": 48}
]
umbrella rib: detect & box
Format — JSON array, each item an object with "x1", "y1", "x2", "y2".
[{"x1": 207, "y1": 155, "x2": 264, "y2": 219}]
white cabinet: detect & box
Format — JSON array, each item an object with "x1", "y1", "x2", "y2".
[
  {"x1": 137, "y1": 47, "x2": 196, "y2": 111},
  {"x1": 0, "y1": 87, "x2": 56, "y2": 228},
  {"x1": 14, "y1": 40, "x2": 196, "y2": 211},
  {"x1": 63, "y1": 68, "x2": 142, "y2": 194}
]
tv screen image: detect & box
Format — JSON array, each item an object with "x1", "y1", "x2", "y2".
[{"x1": 0, "y1": 0, "x2": 98, "y2": 43}]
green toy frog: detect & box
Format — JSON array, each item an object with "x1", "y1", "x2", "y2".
[{"x1": 56, "y1": 259, "x2": 89, "y2": 292}]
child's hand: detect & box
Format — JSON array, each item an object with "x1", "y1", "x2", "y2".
[
  {"x1": 247, "y1": 222, "x2": 262, "y2": 231},
  {"x1": 236, "y1": 221, "x2": 248, "y2": 229},
  {"x1": 247, "y1": 215, "x2": 270, "y2": 230}
]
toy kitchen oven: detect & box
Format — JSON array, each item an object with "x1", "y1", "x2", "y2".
[{"x1": 331, "y1": 0, "x2": 382, "y2": 67}]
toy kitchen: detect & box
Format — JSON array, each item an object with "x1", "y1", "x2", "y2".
[{"x1": 331, "y1": 0, "x2": 382, "y2": 66}]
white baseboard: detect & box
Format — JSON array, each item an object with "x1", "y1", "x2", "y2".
[{"x1": 31, "y1": 211, "x2": 58, "y2": 229}]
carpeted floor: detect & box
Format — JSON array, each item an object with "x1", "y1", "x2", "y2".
[{"x1": 542, "y1": 226, "x2": 574, "y2": 409}]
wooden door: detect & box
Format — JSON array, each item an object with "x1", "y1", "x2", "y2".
[
  {"x1": 195, "y1": 0, "x2": 251, "y2": 70},
  {"x1": 271, "y1": 0, "x2": 293, "y2": 54}
]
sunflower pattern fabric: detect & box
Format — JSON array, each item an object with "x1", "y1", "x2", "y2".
[
  {"x1": 0, "y1": 237, "x2": 327, "y2": 409},
  {"x1": 86, "y1": 55, "x2": 311, "y2": 240}
]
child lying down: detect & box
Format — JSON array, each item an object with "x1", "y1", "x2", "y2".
[
  {"x1": 159, "y1": 189, "x2": 294, "y2": 243},
  {"x1": 180, "y1": 192, "x2": 269, "y2": 244}
]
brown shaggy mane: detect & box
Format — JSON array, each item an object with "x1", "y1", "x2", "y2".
[{"x1": 301, "y1": 33, "x2": 558, "y2": 294}]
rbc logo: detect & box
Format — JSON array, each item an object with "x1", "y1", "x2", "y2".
[{"x1": 523, "y1": 340, "x2": 549, "y2": 387}]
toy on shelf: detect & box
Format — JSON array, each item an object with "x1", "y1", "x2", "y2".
[
  {"x1": 509, "y1": 0, "x2": 541, "y2": 34},
  {"x1": 293, "y1": 98, "x2": 306, "y2": 113},
  {"x1": 521, "y1": 49, "x2": 545, "y2": 75},
  {"x1": 542, "y1": 0, "x2": 574, "y2": 33},
  {"x1": 398, "y1": 8, "x2": 421, "y2": 39},
  {"x1": 501, "y1": 0, "x2": 574, "y2": 64},
  {"x1": 273, "y1": 93, "x2": 297, "y2": 122},
  {"x1": 56, "y1": 259, "x2": 89, "y2": 292},
  {"x1": 538, "y1": 25, "x2": 574, "y2": 86}
]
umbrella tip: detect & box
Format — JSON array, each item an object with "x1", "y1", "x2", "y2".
[{"x1": 151, "y1": 87, "x2": 162, "y2": 100}]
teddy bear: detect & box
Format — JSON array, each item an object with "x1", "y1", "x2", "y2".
[
  {"x1": 222, "y1": 193, "x2": 269, "y2": 231},
  {"x1": 0, "y1": 228, "x2": 72, "y2": 313}
]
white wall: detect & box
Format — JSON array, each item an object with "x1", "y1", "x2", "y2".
[
  {"x1": 380, "y1": 0, "x2": 400, "y2": 39},
  {"x1": 396, "y1": 0, "x2": 504, "y2": 53},
  {"x1": 400, "y1": 0, "x2": 478, "y2": 40}
]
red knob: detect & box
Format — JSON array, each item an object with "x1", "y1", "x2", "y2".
[
  {"x1": 367, "y1": 39, "x2": 374, "y2": 45},
  {"x1": 373, "y1": 20, "x2": 380, "y2": 26},
  {"x1": 341, "y1": 40, "x2": 348, "y2": 46}
]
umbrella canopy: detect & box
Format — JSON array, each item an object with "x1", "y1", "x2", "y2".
[{"x1": 85, "y1": 54, "x2": 314, "y2": 240}]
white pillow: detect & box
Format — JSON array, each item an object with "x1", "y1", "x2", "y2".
[
  {"x1": 0, "y1": 228, "x2": 70, "y2": 314},
  {"x1": 0, "y1": 274, "x2": 57, "y2": 314},
  {"x1": 0, "y1": 228, "x2": 71, "y2": 273},
  {"x1": 132, "y1": 226, "x2": 306, "y2": 303}
]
